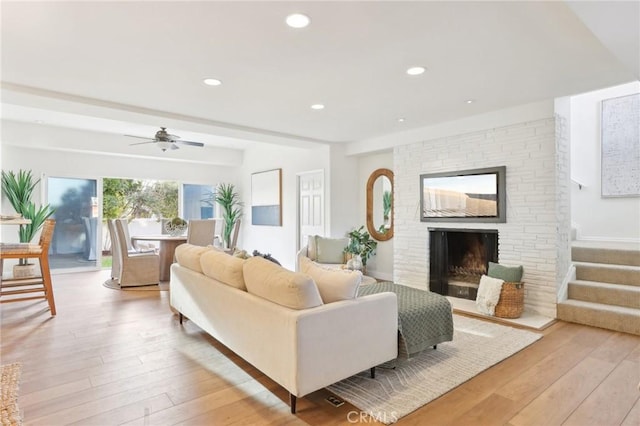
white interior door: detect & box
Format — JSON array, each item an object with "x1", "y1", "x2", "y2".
[{"x1": 297, "y1": 170, "x2": 325, "y2": 250}]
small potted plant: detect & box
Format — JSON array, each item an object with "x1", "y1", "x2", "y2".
[
  {"x1": 1, "y1": 169, "x2": 56, "y2": 277},
  {"x1": 165, "y1": 217, "x2": 187, "y2": 236},
  {"x1": 344, "y1": 225, "x2": 378, "y2": 274}
]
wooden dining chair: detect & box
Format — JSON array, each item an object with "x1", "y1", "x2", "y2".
[
  {"x1": 186, "y1": 219, "x2": 216, "y2": 247},
  {"x1": 0, "y1": 219, "x2": 57, "y2": 315}
]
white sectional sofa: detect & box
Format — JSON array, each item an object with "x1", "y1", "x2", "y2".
[{"x1": 170, "y1": 244, "x2": 398, "y2": 413}]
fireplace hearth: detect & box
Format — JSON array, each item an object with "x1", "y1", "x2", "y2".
[{"x1": 429, "y1": 228, "x2": 498, "y2": 300}]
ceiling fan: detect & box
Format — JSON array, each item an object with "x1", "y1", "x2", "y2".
[{"x1": 125, "y1": 127, "x2": 205, "y2": 152}]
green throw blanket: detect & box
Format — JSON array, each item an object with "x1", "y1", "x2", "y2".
[{"x1": 358, "y1": 282, "x2": 454, "y2": 357}]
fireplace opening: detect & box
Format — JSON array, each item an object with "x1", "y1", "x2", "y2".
[{"x1": 429, "y1": 228, "x2": 498, "y2": 300}]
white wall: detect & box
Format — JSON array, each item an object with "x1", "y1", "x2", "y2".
[
  {"x1": 328, "y1": 144, "x2": 360, "y2": 238},
  {"x1": 570, "y1": 81, "x2": 640, "y2": 242},
  {"x1": 240, "y1": 144, "x2": 332, "y2": 271},
  {"x1": 357, "y1": 151, "x2": 394, "y2": 280}
]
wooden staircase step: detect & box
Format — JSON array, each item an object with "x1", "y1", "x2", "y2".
[
  {"x1": 568, "y1": 280, "x2": 640, "y2": 309},
  {"x1": 557, "y1": 299, "x2": 640, "y2": 335},
  {"x1": 574, "y1": 262, "x2": 640, "y2": 286}
]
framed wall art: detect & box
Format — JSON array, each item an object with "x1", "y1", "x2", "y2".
[
  {"x1": 601, "y1": 93, "x2": 640, "y2": 197},
  {"x1": 251, "y1": 168, "x2": 282, "y2": 226}
]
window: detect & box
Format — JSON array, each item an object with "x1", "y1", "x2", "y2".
[{"x1": 182, "y1": 184, "x2": 215, "y2": 220}]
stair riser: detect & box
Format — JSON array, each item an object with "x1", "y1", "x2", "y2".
[
  {"x1": 568, "y1": 283, "x2": 640, "y2": 309},
  {"x1": 575, "y1": 265, "x2": 640, "y2": 286},
  {"x1": 557, "y1": 304, "x2": 640, "y2": 335},
  {"x1": 572, "y1": 247, "x2": 640, "y2": 267}
]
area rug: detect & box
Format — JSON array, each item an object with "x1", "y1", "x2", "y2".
[
  {"x1": 0, "y1": 363, "x2": 23, "y2": 426},
  {"x1": 103, "y1": 279, "x2": 169, "y2": 291},
  {"x1": 327, "y1": 315, "x2": 542, "y2": 424}
]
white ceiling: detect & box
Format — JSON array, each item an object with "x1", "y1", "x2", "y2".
[{"x1": 1, "y1": 1, "x2": 638, "y2": 156}]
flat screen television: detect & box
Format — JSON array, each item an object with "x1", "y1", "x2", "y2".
[{"x1": 420, "y1": 166, "x2": 506, "y2": 223}]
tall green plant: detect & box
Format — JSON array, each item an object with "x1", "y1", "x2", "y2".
[
  {"x1": 215, "y1": 183, "x2": 243, "y2": 248},
  {"x1": 2, "y1": 170, "x2": 56, "y2": 264}
]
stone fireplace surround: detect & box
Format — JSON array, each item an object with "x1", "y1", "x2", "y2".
[{"x1": 392, "y1": 117, "x2": 571, "y2": 319}]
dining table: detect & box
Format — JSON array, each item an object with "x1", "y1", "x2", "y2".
[{"x1": 130, "y1": 234, "x2": 187, "y2": 281}]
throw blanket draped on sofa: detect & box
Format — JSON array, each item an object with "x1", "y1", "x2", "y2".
[{"x1": 358, "y1": 282, "x2": 454, "y2": 357}]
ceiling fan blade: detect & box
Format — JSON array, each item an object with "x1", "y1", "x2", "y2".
[
  {"x1": 129, "y1": 141, "x2": 155, "y2": 146},
  {"x1": 177, "y1": 140, "x2": 205, "y2": 147},
  {"x1": 124, "y1": 134, "x2": 154, "y2": 140}
]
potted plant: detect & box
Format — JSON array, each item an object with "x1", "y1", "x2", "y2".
[
  {"x1": 344, "y1": 225, "x2": 378, "y2": 274},
  {"x1": 165, "y1": 217, "x2": 187, "y2": 236},
  {"x1": 1, "y1": 169, "x2": 55, "y2": 276},
  {"x1": 215, "y1": 183, "x2": 243, "y2": 249}
]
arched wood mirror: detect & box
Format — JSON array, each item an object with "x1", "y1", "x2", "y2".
[{"x1": 366, "y1": 168, "x2": 394, "y2": 242}]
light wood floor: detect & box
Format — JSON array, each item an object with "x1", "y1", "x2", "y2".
[{"x1": 1, "y1": 270, "x2": 639, "y2": 426}]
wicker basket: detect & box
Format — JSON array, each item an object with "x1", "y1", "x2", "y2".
[{"x1": 494, "y1": 282, "x2": 524, "y2": 318}]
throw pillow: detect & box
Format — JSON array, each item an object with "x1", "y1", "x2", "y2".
[
  {"x1": 315, "y1": 236, "x2": 349, "y2": 264},
  {"x1": 174, "y1": 243, "x2": 213, "y2": 273},
  {"x1": 487, "y1": 262, "x2": 523, "y2": 282},
  {"x1": 200, "y1": 249, "x2": 247, "y2": 290},
  {"x1": 299, "y1": 256, "x2": 361, "y2": 303},
  {"x1": 243, "y1": 256, "x2": 323, "y2": 310},
  {"x1": 476, "y1": 274, "x2": 504, "y2": 316}
]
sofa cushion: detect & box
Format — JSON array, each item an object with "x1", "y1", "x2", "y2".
[
  {"x1": 315, "y1": 236, "x2": 349, "y2": 264},
  {"x1": 200, "y1": 249, "x2": 247, "y2": 290},
  {"x1": 487, "y1": 262, "x2": 523, "y2": 282},
  {"x1": 174, "y1": 243, "x2": 213, "y2": 273},
  {"x1": 243, "y1": 256, "x2": 323, "y2": 310},
  {"x1": 299, "y1": 256, "x2": 362, "y2": 303}
]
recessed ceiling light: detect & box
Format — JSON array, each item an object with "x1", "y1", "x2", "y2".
[
  {"x1": 203, "y1": 78, "x2": 222, "y2": 86},
  {"x1": 286, "y1": 13, "x2": 310, "y2": 28},
  {"x1": 465, "y1": 99, "x2": 475, "y2": 104},
  {"x1": 398, "y1": 118, "x2": 405, "y2": 123},
  {"x1": 406, "y1": 66, "x2": 426, "y2": 76},
  {"x1": 310, "y1": 104, "x2": 325, "y2": 110}
]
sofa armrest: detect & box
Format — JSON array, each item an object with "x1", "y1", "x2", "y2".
[
  {"x1": 293, "y1": 292, "x2": 398, "y2": 396},
  {"x1": 295, "y1": 245, "x2": 309, "y2": 271}
]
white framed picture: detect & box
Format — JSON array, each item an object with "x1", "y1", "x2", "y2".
[{"x1": 251, "y1": 168, "x2": 282, "y2": 226}]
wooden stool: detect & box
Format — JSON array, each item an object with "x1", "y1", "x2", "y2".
[{"x1": 0, "y1": 219, "x2": 57, "y2": 315}]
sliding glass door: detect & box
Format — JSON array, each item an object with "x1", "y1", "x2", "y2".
[{"x1": 47, "y1": 176, "x2": 100, "y2": 271}]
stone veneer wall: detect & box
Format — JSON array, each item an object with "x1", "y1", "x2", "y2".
[
  {"x1": 555, "y1": 113, "x2": 572, "y2": 304},
  {"x1": 393, "y1": 117, "x2": 562, "y2": 318}
]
